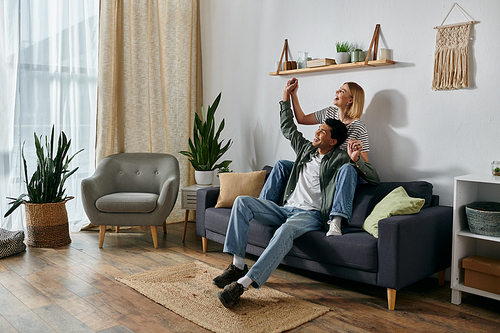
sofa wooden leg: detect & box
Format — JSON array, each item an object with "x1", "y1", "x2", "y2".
[
  {"x1": 99, "y1": 225, "x2": 106, "y2": 248},
  {"x1": 151, "y1": 226, "x2": 158, "y2": 248},
  {"x1": 438, "y1": 269, "x2": 446, "y2": 286},
  {"x1": 387, "y1": 288, "x2": 396, "y2": 310},
  {"x1": 202, "y1": 237, "x2": 208, "y2": 252},
  {"x1": 115, "y1": 226, "x2": 120, "y2": 233}
]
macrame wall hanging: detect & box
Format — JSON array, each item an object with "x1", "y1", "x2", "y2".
[{"x1": 432, "y1": 3, "x2": 476, "y2": 90}]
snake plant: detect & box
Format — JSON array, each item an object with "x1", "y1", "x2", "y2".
[
  {"x1": 4, "y1": 126, "x2": 83, "y2": 217},
  {"x1": 180, "y1": 92, "x2": 232, "y2": 172}
]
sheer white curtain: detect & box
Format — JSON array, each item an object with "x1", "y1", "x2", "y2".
[{"x1": 0, "y1": 1, "x2": 99, "y2": 231}]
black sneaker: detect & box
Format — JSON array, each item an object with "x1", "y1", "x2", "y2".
[
  {"x1": 217, "y1": 281, "x2": 245, "y2": 308},
  {"x1": 212, "y1": 264, "x2": 248, "y2": 288}
]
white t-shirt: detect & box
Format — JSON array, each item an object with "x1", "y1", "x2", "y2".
[{"x1": 285, "y1": 154, "x2": 324, "y2": 211}]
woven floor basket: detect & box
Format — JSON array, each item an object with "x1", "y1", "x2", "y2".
[
  {"x1": 465, "y1": 201, "x2": 500, "y2": 237},
  {"x1": 24, "y1": 199, "x2": 72, "y2": 248}
]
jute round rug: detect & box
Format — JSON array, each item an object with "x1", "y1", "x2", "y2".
[{"x1": 116, "y1": 261, "x2": 330, "y2": 333}]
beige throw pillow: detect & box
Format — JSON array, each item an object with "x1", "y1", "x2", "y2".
[{"x1": 215, "y1": 171, "x2": 267, "y2": 208}]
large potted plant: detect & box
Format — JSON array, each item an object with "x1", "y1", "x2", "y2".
[
  {"x1": 4, "y1": 126, "x2": 82, "y2": 247},
  {"x1": 180, "y1": 92, "x2": 232, "y2": 186}
]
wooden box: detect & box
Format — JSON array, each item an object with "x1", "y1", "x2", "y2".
[
  {"x1": 306, "y1": 58, "x2": 336, "y2": 67},
  {"x1": 463, "y1": 255, "x2": 500, "y2": 295},
  {"x1": 283, "y1": 61, "x2": 297, "y2": 70}
]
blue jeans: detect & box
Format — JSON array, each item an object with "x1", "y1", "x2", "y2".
[
  {"x1": 223, "y1": 196, "x2": 323, "y2": 288},
  {"x1": 259, "y1": 160, "x2": 361, "y2": 224},
  {"x1": 259, "y1": 160, "x2": 294, "y2": 203}
]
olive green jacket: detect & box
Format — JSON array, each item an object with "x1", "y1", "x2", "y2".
[{"x1": 279, "y1": 100, "x2": 380, "y2": 228}]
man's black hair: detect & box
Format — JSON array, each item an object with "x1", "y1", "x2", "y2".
[{"x1": 324, "y1": 118, "x2": 348, "y2": 148}]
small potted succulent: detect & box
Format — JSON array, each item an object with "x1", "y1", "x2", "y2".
[
  {"x1": 351, "y1": 48, "x2": 365, "y2": 63},
  {"x1": 335, "y1": 41, "x2": 353, "y2": 64}
]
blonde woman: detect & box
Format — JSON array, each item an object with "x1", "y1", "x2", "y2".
[
  {"x1": 292, "y1": 79, "x2": 369, "y2": 163},
  {"x1": 260, "y1": 78, "x2": 375, "y2": 236}
]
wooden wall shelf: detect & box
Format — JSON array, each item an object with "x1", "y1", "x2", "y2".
[{"x1": 269, "y1": 59, "x2": 395, "y2": 76}]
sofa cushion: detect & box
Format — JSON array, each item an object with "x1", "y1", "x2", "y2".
[
  {"x1": 204, "y1": 208, "x2": 231, "y2": 235},
  {"x1": 204, "y1": 208, "x2": 378, "y2": 272},
  {"x1": 350, "y1": 181, "x2": 433, "y2": 228},
  {"x1": 290, "y1": 230, "x2": 378, "y2": 272},
  {"x1": 215, "y1": 171, "x2": 267, "y2": 208},
  {"x1": 96, "y1": 192, "x2": 158, "y2": 213},
  {"x1": 205, "y1": 208, "x2": 277, "y2": 248},
  {"x1": 362, "y1": 186, "x2": 425, "y2": 238}
]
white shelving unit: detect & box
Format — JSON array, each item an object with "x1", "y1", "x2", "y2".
[{"x1": 451, "y1": 174, "x2": 500, "y2": 305}]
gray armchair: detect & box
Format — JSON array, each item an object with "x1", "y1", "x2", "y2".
[{"x1": 81, "y1": 153, "x2": 180, "y2": 248}]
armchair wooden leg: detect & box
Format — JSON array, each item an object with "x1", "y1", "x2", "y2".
[
  {"x1": 438, "y1": 269, "x2": 446, "y2": 286},
  {"x1": 151, "y1": 226, "x2": 158, "y2": 248},
  {"x1": 162, "y1": 221, "x2": 167, "y2": 234},
  {"x1": 115, "y1": 226, "x2": 120, "y2": 233},
  {"x1": 202, "y1": 237, "x2": 208, "y2": 252},
  {"x1": 387, "y1": 288, "x2": 396, "y2": 310},
  {"x1": 99, "y1": 225, "x2": 106, "y2": 248}
]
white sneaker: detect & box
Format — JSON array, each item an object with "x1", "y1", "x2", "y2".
[{"x1": 326, "y1": 219, "x2": 342, "y2": 236}]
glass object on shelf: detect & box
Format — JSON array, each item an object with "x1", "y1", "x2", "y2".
[
  {"x1": 492, "y1": 161, "x2": 500, "y2": 176},
  {"x1": 297, "y1": 51, "x2": 308, "y2": 69},
  {"x1": 274, "y1": 61, "x2": 283, "y2": 72}
]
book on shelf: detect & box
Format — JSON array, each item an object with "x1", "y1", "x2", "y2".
[{"x1": 306, "y1": 58, "x2": 336, "y2": 68}]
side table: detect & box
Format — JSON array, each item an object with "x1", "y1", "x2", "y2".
[{"x1": 181, "y1": 184, "x2": 214, "y2": 242}]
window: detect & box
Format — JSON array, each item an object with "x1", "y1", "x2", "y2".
[{"x1": 1, "y1": 1, "x2": 99, "y2": 231}]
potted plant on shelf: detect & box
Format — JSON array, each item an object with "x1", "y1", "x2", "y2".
[
  {"x1": 180, "y1": 92, "x2": 233, "y2": 187},
  {"x1": 4, "y1": 126, "x2": 83, "y2": 247},
  {"x1": 335, "y1": 41, "x2": 353, "y2": 64},
  {"x1": 351, "y1": 48, "x2": 365, "y2": 63}
]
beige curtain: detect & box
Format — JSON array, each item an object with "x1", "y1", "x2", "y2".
[{"x1": 97, "y1": 0, "x2": 202, "y2": 223}]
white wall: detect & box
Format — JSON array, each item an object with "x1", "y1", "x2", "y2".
[{"x1": 200, "y1": 0, "x2": 500, "y2": 206}]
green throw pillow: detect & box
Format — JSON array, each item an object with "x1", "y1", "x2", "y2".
[{"x1": 362, "y1": 186, "x2": 425, "y2": 238}]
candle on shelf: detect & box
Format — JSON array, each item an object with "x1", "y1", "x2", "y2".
[{"x1": 380, "y1": 48, "x2": 392, "y2": 60}]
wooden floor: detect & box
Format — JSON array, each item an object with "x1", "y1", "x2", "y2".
[{"x1": 0, "y1": 222, "x2": 499, "y2": 333}]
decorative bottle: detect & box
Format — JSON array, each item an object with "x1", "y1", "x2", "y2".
[
  {"x1": 303, "y1": 52, "x2": 309, "y2": 68},
  {"x1": 297, "y1": 51, "x2": 305, "y2": 69}
]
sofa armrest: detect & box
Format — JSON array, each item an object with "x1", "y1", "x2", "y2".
[
  {"x1": 377, "y1": 205, "x2": 452, "y2": 290},
  {"x1": 196, "y1": 187, "x2": 220, "y2": 237}
]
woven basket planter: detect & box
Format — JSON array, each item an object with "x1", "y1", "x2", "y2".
[
  {"x1": 465, "y1": 201, "x2": 500, "y2": 237},
  {"x1": 24, "y1": 198, "x2": 72, "y2": 247}
]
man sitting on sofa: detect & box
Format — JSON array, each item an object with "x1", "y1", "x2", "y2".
[{"x1": 213, "y1": 82, "x2": 380, "y2": 308}]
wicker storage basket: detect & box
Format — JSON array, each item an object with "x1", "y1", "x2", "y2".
[
  {"x1": 465, "y1": 201, "x2": 500, "y2": 237},
  {"x1": 24, "y1": 198, "x2": 72, "y2": 247}
]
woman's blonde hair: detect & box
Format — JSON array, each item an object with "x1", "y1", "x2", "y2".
[{"x1": 345, "y1": 82, "x2": 365, "y2": 119}]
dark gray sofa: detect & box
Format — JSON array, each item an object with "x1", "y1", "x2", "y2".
[{"x1": 196, "y1": 168, "x2": 452, "y2": 310}]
